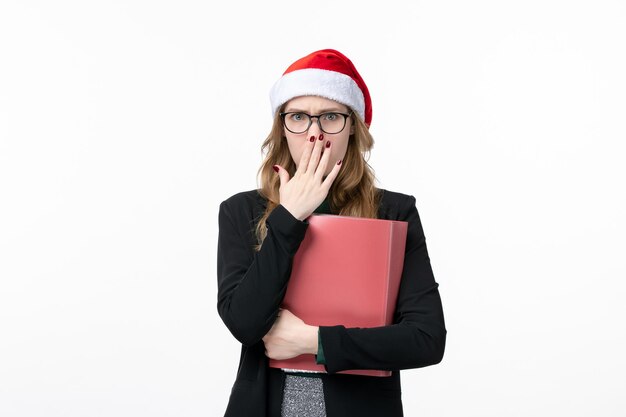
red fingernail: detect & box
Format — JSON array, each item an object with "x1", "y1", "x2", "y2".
[
  {"x1": 310, "y1": 136, "x2": 315, "y2": 142},
  {"x1": 272, "y1": 165, "x2": 279, "y2": 173},
  {"x1": 337, "y1": 159, "x2": 342, "y2": 165},
  {"x1": 319, "y1": 134, "x2": 324, "y2": 140},
  {"x1": 325, "y1": 141, "x2": 331, "y2": 148}
]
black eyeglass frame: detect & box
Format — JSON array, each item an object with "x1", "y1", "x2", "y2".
[{"x1": 279, "y1": 111, "x2": 352, "y2": 134}]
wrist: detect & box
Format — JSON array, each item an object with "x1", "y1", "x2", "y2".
[
  {"x1": 280, "y1": 203, "x2": 309, "y2": 222},
  {"x1": 301, "y1": 325, "x2": 319, "y2": 355}
]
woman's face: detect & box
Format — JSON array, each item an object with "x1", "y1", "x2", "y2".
[{"x1": 282, "y1": 96, "x2": 353, "y2": 177}]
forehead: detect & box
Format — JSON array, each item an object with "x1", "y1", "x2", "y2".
[{"x1": 284, "y1": 96, "x2": 348, "y2": 112}]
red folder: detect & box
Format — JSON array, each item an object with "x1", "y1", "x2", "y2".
[{"x1": 268, "y1": 214, "x2": 408, "y2": 377}]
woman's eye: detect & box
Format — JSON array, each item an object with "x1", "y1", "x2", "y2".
[
  {"x1": 291, "y1": 113, "x2": 304, "y2": 121},
  {"x1": 323, "y1": 113, "x2": 338, "y2": 121}
]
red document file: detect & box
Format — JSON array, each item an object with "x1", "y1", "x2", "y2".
[{"x1": 268, "y1": 214, "x2": 408, "y2": 377}]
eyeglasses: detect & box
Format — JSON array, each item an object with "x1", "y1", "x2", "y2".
[{"x1": 280, "y1": 111, "x2": 352, "y2": 134}]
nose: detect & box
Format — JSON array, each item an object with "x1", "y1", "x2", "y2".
[{"x1": 307, "y1": 116, "x2": 323, "y2": 137}]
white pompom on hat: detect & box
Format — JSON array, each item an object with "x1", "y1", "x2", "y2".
[{"x1": 269, "y1": 49, "x2": 372, "y2": 126}]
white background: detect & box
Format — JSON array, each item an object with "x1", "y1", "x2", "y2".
[{"x1": 1, "y1": 1, "x2": 625, "y2": 416}]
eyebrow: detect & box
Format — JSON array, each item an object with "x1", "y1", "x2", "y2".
[{"x1": 284, "y1": 107, "x2": 348, "y2": 113}]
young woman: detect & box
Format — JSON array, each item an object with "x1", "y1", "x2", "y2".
[{"x1": 217, "y1": 49, "x2": 446, "y2": 417}]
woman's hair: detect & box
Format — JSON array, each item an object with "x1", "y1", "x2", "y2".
[{"x1": 253, "y1": 105, "x2": 381, "y2": 251}]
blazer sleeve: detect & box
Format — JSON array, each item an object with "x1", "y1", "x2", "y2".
[
  {"x1": 318, "y1": 194, "x2": 447, "y2": 373},
  {"x1": 217, "y1": 198, "x2": 309, "y2": 346}
]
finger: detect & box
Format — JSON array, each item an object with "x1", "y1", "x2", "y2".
[
  {"x1": 321, "y1": 158, "x2": 343, "y2": 191},
  {"x1": 313, "y1": 140, "x2": 332, "y2": 182},
  {"x1": 306, "y1": 134, "x2": 325, "y2": 174},
  {"x1": 273, "y1": 165, "x2": 290, "y2": 186},
  {"x1": 296, "y1": 135, "x2": 317, "y2": 175}
]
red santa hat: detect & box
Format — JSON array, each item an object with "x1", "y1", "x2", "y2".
[{"x1": 269, "y1": 49, "x2": 372, "y2": 126}]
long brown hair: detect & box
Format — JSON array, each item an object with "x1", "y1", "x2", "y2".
[{"x1": 253, "y1": 105, "x2": 381, "y2": 251}]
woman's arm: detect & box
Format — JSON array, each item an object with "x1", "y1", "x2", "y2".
[
  {"x1": 218, "y1": 138, "x2": 341, "y2": 347},
  {"x1": 217, "y1": 197, "x2": 308, "y2": 346},
  {"x1": 319, "y1": 194, "x2": 447, "y2": 373}
]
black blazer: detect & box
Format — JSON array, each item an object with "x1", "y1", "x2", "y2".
[{"x1": 217, "y1": 189, "x2": 446, "y2": 417}]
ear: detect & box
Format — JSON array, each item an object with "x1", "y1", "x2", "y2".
[{"x1": 349, "y1": 114, "x2": 357, "y2": 135}]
